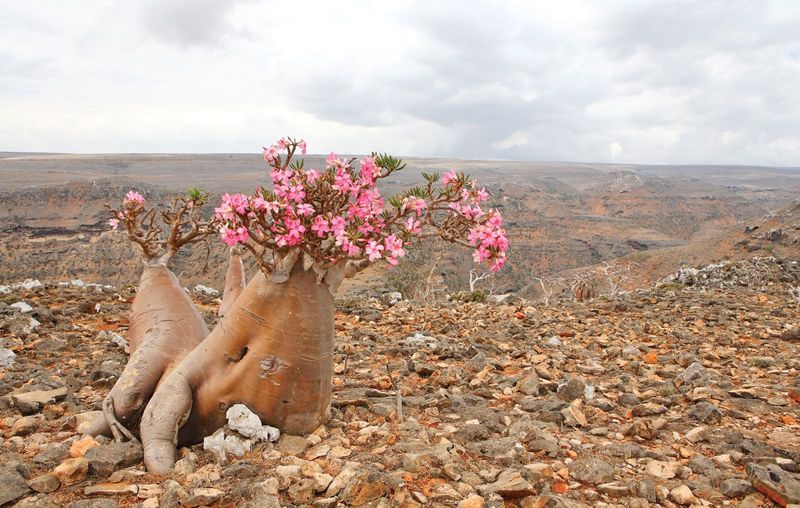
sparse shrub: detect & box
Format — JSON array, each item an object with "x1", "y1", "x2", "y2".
[
  {"x1": 452, "y1": 290, "x2": 487, "y2": 303},
  {"x1": 0, "y1": 294, "x2": 20, "y2": 304},
  {"x1": 656, "y1": 281, "x2": 684, "y2": 293}
]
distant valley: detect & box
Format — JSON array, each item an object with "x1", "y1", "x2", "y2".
[{"x1": 1, "y1": 152, "x2": 798, "y2": 297}]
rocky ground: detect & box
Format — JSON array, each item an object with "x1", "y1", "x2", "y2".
[{"x1": 1, "y1": 258, "x2": 799, "y2": 507}]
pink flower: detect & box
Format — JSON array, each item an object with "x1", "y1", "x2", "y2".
[
  {"x1": 360, "y1": 156, "x2": 378, "y2": 185},
  {"x1": 298, "y1": 140, "x2": 307, "y2": 154},
  {"x1": 333, "y1": 169, "x2": 353, "y2": 194},
  {"x1": 326, "y1": 152, "x2": 339, "y2": 168},
  {"x1": 401, "y1": 197, "x2": 427, "y2": 215},
  {"x1": 296, "y1": 203, "x2": 315, "y2": 216},
  {"x1": 365, "y1": 240, "x2": 384, "y2": 261},
  {"x1": 466, "y1": 210, "x2": 508, "y2": 271},
  {"x1": 124, "y1": 190, "x2": 145, "y2": 206},
  {"x1": 403, "y1": 217, "x2": 421, "y2": 233},
  {"x1": 270, "y1": 168, "x2": 293, "y2": 185},
  {"x1": 472, "y1": 187, "x2": 489, "y2": 203},
  {"x1": 278, "y1": 217, "x2": 306, "y2": 246},
  {"x1": 263, "y1": 145, "x2": 280, "y2": 163},
  {"x1": 305, "y1": 169, "x2": 320, "y2": 183},
  {"x1": 330, "y1": 216, "x2": 347, "y2": 235},
  {"x1": 384, "y1": 235, "x2": 405, "y2": 266},
  {"x1": 220, "y1": 226, "x2": 249, "y2": 246},
  {"x1": 252, "y1": 196, "x2": 279, "y2": 214},
  {"x1": 490, "y1": 255, "x2": 506, "y2": 272},
  {"x1": 215, "y1": 193, "x2": 248, "y2": 221},
  {"x1": 442, "y1": 170, "x2": 458, "y2": 185},
  {"x1": 311, "y1": 215, "x2": 331, "y2": 237},
  {"x1": 108, "y1": 218, "x2": 120, "y2": 230},
  {"x1": 286, "y1": 184, "x2": 306, "y2": 203}
]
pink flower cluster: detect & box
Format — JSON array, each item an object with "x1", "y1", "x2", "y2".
[
  {"x1": 124, "y1": 190, "x2": 145, "y2": 206},
  {"x1": 214, "y1": 138, "x2": 509, "y2": 272},
  {"x1": 467, "y1": 212, "x2": 508, "y2": 272},
  {"x1": 108, "y1": 189, "x2": 145, "y2": 231}
]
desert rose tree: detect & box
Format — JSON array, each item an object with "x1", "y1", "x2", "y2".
[
  {"x1": 140, "y1": 138, "x2": 509, "y2": 471},
  {"x1": 78, "y1": 190, "x2": 219, "y2": 441}
]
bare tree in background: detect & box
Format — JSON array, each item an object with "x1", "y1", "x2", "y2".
[
  {"x1": 469, "y1": 268, "x2": 493, "y2": 292},
  {"x1": 417, "y1": 253, "x2": 447, "y2": 303},
  {"x1": 533, "y1": 276, "x2": 566, "y2": 305},
  {"x1": 601, "y1": 261, "x2": 637, "y2": 299}
]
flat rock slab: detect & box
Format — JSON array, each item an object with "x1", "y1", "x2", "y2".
[
  {"x1": 9, "y1": 387, "x2": 68, "y2": 414},
  {"x1": 746, "y1": 462, "x2": 800, "y2": 506}
]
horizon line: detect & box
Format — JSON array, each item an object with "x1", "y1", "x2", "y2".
[{"x1": 1, "y1": 150, "x2": 799, "y2": 170}]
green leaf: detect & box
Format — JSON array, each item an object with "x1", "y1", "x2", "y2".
[{"x1": 422, "y1": 172, "x2": 440, "y2": 183}]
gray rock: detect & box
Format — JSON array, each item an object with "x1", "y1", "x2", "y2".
[
  {"x1": 11, "y1": 494, "x2": 60, "y2": 508},
  {"x1": 85, "y1": 441, "x2": 143, "y2": 477},
  {"x1": 632, "y1": 402, "x2": 668, "y2": 417},
  {"x1": 0, "y1": 464, "x2": 30, "y2": 506},
  {"x1": 10, "y1": 387, "x2": 68, "y2": 414},
  {"x1": 28, "y1": 474, "x2": 60, "y2": 493},
  {"x1": 277, "y1": 434, "x2": 310, "y2": 456},
  {"x1": 32, "y1": 443, "x2": 69, "y2": 465},
  {"x1": 557, "y1": 377, "x2": 585, "y2": 402},
  {"x1": 689, "y1": 455, "x2": 718, "y2": 477},
  {"x1": 65, "y1": 501, "x2": 117, "y2": 508},
  {"x1": 516, "y1": 374, "x2": 541, "y2": 395},
  {"x1": 222, "y1": 460, "x2": 260, "y2": 478},
  {"x1": 0, "y1": 348, "x2": 16, "y2": 368},
  {"x1": 637, "y1": 478, "x2": 657, "y2": 502},
  {"x1": 746, "y1": 462, "x2": 800, "y2": 506},
  {"x1": 288, "y1": 478, "x2": 315, "y2": 505},
  {"x1": 720, "y1": 478, "x2": 752, "y2": 498},
  {"x1": 479, "y1": 469, "x2": 536, "y2": 498},
  {"x1": 11, "y1": 415, "x2": 43, "y2": 436},
  {"x1": 674, "y1": 362, "x2": 710, "y2": 387},
  {"x1": 160, "y1": 479, "x2": 188, "y2": 508},
  {"x1": 687, "y1": 401, "x2": 724, "y2": 424},
  {"x1": 569, "y1": 457, "x2": 614, "y2": 485}
]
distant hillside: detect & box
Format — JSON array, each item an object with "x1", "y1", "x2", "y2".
[{"x1": 0, "y1": 154, "x2": 798, "y2": 295}]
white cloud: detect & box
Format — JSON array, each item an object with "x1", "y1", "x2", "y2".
[
  {"x1": 492, "y1": 131, "x2": 530, "y2": 151},
  {"x1": 1, "y1": 0, "x2": 799, "y2": 165}
]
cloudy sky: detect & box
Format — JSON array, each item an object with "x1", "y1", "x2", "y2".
[{"x1": 2, "y1": 1, "x2": 799, "y2": 165}]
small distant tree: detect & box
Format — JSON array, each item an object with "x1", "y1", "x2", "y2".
[
  {"x1": 570, "y1": 271, "x2": 599, "y2": 302},
  {"x1": 469, "y1": 268, "x2": 493, "y2": 292},
  {"x1": 532, "y1": 276, "x2": 565, "y2": 306},
  {"x1": 601, "y1": 260, "x2": 637, "y2": 299},
  {"x1": 417, "y1": 253, "x2": 447, "y2": 303}
]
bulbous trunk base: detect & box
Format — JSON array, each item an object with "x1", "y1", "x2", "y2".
[{"x1": 141, "y1": 257, "x2": 335, "y2": 471}]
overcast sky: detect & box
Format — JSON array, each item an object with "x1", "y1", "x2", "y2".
[{"x1": 1, "y1": 1, "x2": 799, "y2": 165}]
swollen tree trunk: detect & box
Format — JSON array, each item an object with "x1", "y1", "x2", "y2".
[
  {"x1": 141, "y1": 255, "x2": 335, "y2": 472},
  {"x1": 78, "y1": 260, "x2": 210, "y2": 439},
  {"x1": 218, "y1": 248, "x2": 246, "y2": 318}
]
